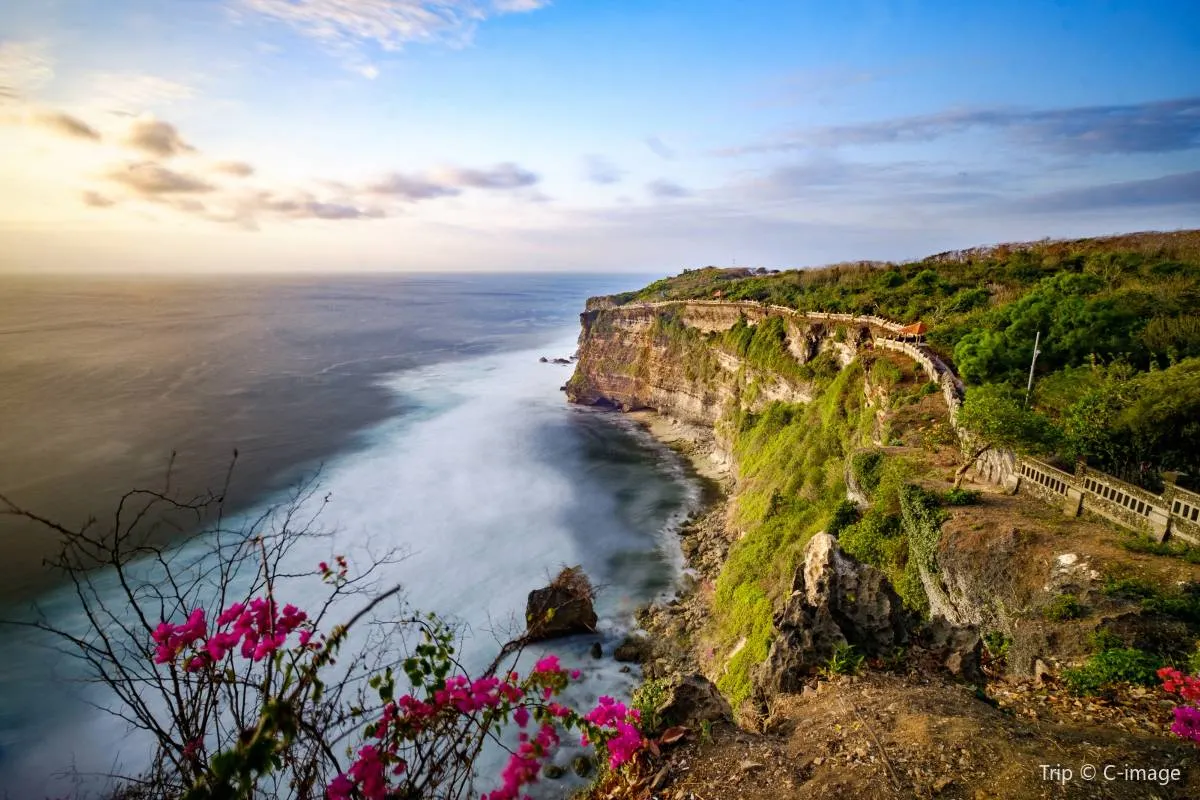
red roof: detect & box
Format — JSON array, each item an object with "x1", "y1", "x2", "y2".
[{"x1": 898, "y1": 321, "x2": 928, "y2": 335}]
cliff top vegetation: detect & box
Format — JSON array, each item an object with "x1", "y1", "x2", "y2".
[{"x1": 602, "y1": 229, "x2": 1200, "y2": 489}]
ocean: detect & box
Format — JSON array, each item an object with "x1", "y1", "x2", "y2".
[{"x1": 0, "y1": 273, "x2": 698, "y2": 797}]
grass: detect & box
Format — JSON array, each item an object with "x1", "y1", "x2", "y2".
[
  {"x1": 713, "y1": 362, "x2": 869, "y2": 706},
  {"x1": 1063, "y1": 648, "x2": 1163, "y2": 696},
  {"x1": 1044, "y1": 594, "x2": 1086, "y2": 621},
  {"x1": 1119, "y1": 534, "x2": 1200, "y2": 564}
]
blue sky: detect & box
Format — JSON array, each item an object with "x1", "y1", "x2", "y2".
[{"x1": 0, "y1": 0, "x2": 1197, "y2": 272}]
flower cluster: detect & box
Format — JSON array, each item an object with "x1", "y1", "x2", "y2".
[
  {"x1": 319, "y1": 555, "x2": 349, "y2": 583},
  {"x1": 1159, "y1": 666, "x2": 1200, "y2": 744},
  {"x1": 581, "y1": 696, "x2": 643, "y2": 768},
  {"x1": 151, "y1": 597, "x2": 313, "y2": 673},
  {"x1": 327, "y1": 654, "x2": 642, "y2": 800}
]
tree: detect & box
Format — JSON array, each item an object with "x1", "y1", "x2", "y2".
[{"x1": 953, "y1": 384, "x2": 1057, "y2": 488}]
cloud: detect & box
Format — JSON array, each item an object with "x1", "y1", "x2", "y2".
[
  {"x1": 1024, "y1": 171, "x2": 1200, "y2": 212},
  {"x1": 644, "y1": 136, "x2": 676, "y2": 160},
  {"x1": 211, "y1": 160, "x2": 256, "y2": 177},
  {"x1": 81, "y1": 191, "x2": 115, "y2": 208},
  {"x1": 107, "y1": 162, "x2": 214, "y2": 195},
  {"x1": 0, "y1": 40, "x2": 53, "y2": 100},
  {"x1": 367, "y1": 172, "x2": 460, "y2": 199},
  {"x1": 437, "y1": 162, "x2": 538, "y2": 189},
  {"x1": 583, "y1": 154, "x2": 623, "y2": 185},
  {"x1": 238, "y1": 0, "x2": 550, "y2": 65},
  {"x1": 721, "y1": 96, "x2": 1200, "y2": 156},
  {"x1": 32, "y1": 111, "x2": 101, "y2": 140},
  {"x1": 124, "y1": 118, "x2": 196, "y2": 158},
  {"x1": 367, "y1": 162, "x2": 538, "y2": 199},
  {"x1": 646, "y1": 178, "x2": 691, "y2": 199}
]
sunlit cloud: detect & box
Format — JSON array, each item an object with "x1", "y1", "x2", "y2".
[
  {"x1": 31, "y1": 110, "x2": 101, "y2": 141},
  {"x1": 211, "y1": 160, "x2": 256, "y2": 177},
  {"x1": 123, "y1": 117, "x2": 196, "y2": 158},
  {"x1": 81, "y1": 191, "x2": 115, "y2": 208},
  {"x1": 107, "y1": 161, "x2": 214, "y2": 195}
]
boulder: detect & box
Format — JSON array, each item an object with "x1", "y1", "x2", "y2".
[
  {"x1": 525, "y1": 566, "x2": 598, "y2": 641},
  {"x1": 757, "y1": 533, "x2": 910, "y2": 695},
  {"x1": 654, "y1": 674, "x2": 732, "y2": 729},
  {"x1": 919, "y1": 616, "x2": 984, "y2": 683},
  {"x1": 614, "y1": 634, "x2": 652, "y2": 663}
]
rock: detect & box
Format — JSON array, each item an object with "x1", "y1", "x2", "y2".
[
  {"x1": 571, "y1": 754, "x2": 594, "y2": 778},
  {"x1": 739, "y1": 760, "x2": 764, "y2": 773},
  {"x1": 614, "y1": 633, "x2": 652, "y2": 663},
  {"x1": 933, "y1": 775, "x2": 954, "y2": 793},
  {"x1": 655, "y1": 674, "x2": 732, "y2": 729},
  {"x1": 543, "y1": 764, "x2": 565, "y2": 780},
  {"x1": 590, "y1": 641, "x2": 603, "y2": 659},
  {"x1": 757, "y1": 533, "x2": 911, "y2": 694},
  {"x1": 619, "y1": 665, "x2": 631, "y2": 673},
  {"x1": 525, "y1": 566, "x2": 598, "y2": 641},
  {"x1": 650, "y1": 767, "x2": 672, "y2": 791},
  {"x1": 539, "y1": 356, "x2": 548, "y2": 363},
  {"x1": 1033, "y1": 658, "x2": 1053, "y2": 687},
  {"x1": 920, "y1": 616, "x2": 984, "y2": 683},
  {"x1": 551, "y1": 357, "x2": 571, "y2": 365}
]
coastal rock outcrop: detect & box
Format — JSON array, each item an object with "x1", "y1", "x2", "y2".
[
  {"x1": 756, "y1": 533, "x2": 910, "y2": 695},
  {"x1": 654, "y1": 674, "x2": 732, "y2": 730},
  {"x1": 525, "y1": 566, "x2": 598, "y2": 641}
]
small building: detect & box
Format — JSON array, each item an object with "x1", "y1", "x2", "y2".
[{"x1": 897, "y1": 321, "x2": 927, "y2": 342}]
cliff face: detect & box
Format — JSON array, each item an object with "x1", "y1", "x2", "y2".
[{"x1": 566, "y1": 302, "x2": 838, "y2": 428}]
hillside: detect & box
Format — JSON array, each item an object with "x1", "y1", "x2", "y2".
[
  {"x1": 566, "y1": 231, "x2": 1200, "y2": 800},
  {"x1": 601, "y1": 230, "x2": 1200, "y2": 491}
]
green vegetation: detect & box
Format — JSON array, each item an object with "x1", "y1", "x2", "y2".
[
  {"x1": 1119, "y1": 534, "x2": 1200, "y2": 564},
  {"x1": 608, "y1": 232, "x2": 1200, "y2": 487},
  {"x1": 1063, "y1": 648, "x2": 1163, "y2": 696},
  {"x1": 631, "y1": 678, "x2": 670, "y2": 736},
  {"x1": 953, "y1": 383, "x2": 1058, "y2": 488},
  {"x1": 822, "y1": 642, "x2": 865, "y2": 677},
  {"x1": 1043, "y1": 594, "x2": 1086, "y2": 621},
  {"x1": 1102, "y1": 576, "x2": 1200, "y2": 627},
  {"x1": 983, "y1": 631, "x2": 1012, "y2": 661},
  {"x1": 713, "y1": 363, "x2": 869, "y2": 706},
  {"x1": 836, "y1": 459, "x2": 940, "y2": 617},
  {"x1": 942, "y1": 487, "x2": 981, "y2": 506}
]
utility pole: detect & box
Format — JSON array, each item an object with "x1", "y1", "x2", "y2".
[{"x1": 1025, "y1": 330, "x2": 1041, "y2": 407}]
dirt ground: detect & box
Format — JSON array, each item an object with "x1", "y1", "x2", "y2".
[{"x1": 597, "y1": 671, "x2": 1198, "y2": 800}]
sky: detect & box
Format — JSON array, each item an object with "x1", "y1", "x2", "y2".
[{"x1": 0, "y1": 0, "x2": 1198, "y2": 273}]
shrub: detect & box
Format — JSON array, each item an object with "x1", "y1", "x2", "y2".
[
  {"x1": 827, "y1": 499, "x2": 860, "y2": 537},
  {"x1": 851, "y1": 450, "x2": 885, "y2": 495},
  {"x1": 823, "y1": 643, "x2": 865, "y2": 676},
  {"x1": 632, "y1": 677, "x2": 671, "y2": 736},
  {"x1": 942, "y1": 487, "x2": 981, "y2": 506},
  {"x1": 1044, "y1": 594, "x2": 1086, "y2": 621},
  {"x1": 983, "y1": 631, "x2": 1012, "y2": 660},
  {"x1": 1063, "y1": 648, "x2": 1163, "y2": 696}
]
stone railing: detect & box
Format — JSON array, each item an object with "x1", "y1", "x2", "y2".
[{"x1": 1009, "y1": 458, "x2": 1198, "y2": 545}]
